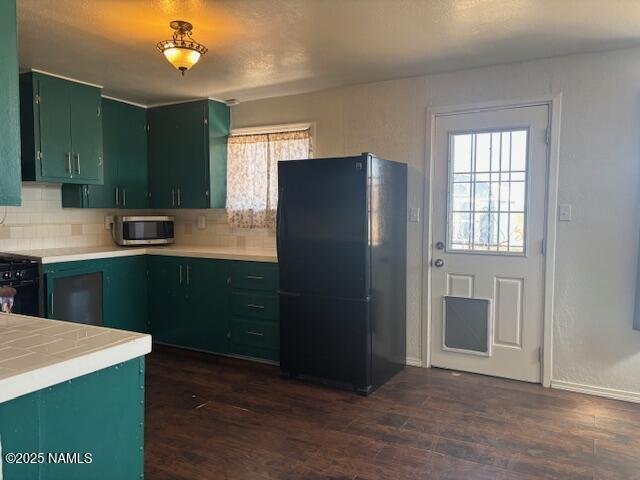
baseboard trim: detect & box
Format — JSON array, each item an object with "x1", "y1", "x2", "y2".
[
  {"x1": 406, "y1": 356, "x2": 423, "y2": 367},
  {"x1": 551, "y1": 380, "x2": 640, "y2": 404}
]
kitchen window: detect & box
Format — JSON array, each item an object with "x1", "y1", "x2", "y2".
[{"x1": 226, "y1": 125, "x2": 312, "y2": 229}]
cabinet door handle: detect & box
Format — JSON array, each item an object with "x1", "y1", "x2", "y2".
[
  {"x1": 75, "y1": 153, "x2": 81, "y2": 175},
  {"x1": 49, "y1": 292, "x2": 54, "y2": 317},
  {"x1": 246, "y1": 275, "x2": 264, "y2": 280},
  {"x1": 115, "y1": 187, "x2": 119, "y2": 206},
  {"x1": 177, "y1": 188, "x2": 182, "y2": 206},
  {"x1": 247, "y1": 303, "x2": 265, "y2": 309},
  {"x1": 247, "y1": 331, "x2": 264, "y2": 337},
  {"x1": 122, "y1": 188, "x2": 126, "y2": 207},
  {"x1": 66, "y1": 152, "x2": 72, "y2": 173},
  {"x1": 171, "y1": 189, "x2": 176, "y2": 207},
  {"x1": 179, "y1": 264, "x2": 183, "y2": 284},
  {"x1": 186, "y1": 264, "x2": 190, "y2": 285}
]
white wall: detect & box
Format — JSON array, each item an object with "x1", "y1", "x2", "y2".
[{"x1": 233, "y1": 46, "x2": 640, "y2": 394}]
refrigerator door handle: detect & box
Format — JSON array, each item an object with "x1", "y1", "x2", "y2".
[{"x1": 276, "y1": 186, "x2": 285, "y2": 264}]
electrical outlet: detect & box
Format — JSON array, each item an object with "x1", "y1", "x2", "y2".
[
  {"x1": 197, "y1": 215, "x2": 206, "y2": 230},
  {"x1": 408, "y1": 207, "x2": 420, "y2": 223},
  {"x1": 558, "y1": 204, "x2": 572, "y2": 222},
  {"x1": 104, "y1": 215, "x2": 114, "y2": 230}
]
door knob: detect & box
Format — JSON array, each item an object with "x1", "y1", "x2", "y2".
[{"x1": 434, "y1": 259, "x2": 445, "y2": 268}]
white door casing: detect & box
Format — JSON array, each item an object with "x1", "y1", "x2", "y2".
[{"x1": 430, "y1": 105, "x2": 549, "y2": 383}]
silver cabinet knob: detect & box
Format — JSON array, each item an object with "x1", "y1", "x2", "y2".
[
  {"x1": 435, "y1": 241, "x2": 445, "y2": 250},
  {"x1": 434, "y1": 259, "x2": 445, "y2": 268}
]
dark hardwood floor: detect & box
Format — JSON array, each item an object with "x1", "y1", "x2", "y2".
[{"x1": 145, "y1": 346, "x2": 640, "y2": 480}]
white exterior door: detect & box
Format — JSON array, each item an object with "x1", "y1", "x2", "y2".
[{"x1": 430, "y1": 105, "x2": 549, "y2": 383}]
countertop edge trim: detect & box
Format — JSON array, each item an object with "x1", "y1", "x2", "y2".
[
  {"x1": 35, "y1": 248, "x2": 278, "y2": 264},
  {"x1": 0, "y1": 335, "x2": 152, "y2": 403}
]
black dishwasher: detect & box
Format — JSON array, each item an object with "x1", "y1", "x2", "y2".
[{"x1": 49, "y1": 271, "x2": 103, "y2": 326}]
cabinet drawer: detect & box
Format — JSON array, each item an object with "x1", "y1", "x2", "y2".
[
  {"x1": 230, "y1": 262, "x2": 278, "y2": 291},
  {"x1": 231, "y1": 318, "x2": 279, "y2": 350},
  {"x1": 231, "y1": 291, "x2": 278, "y2": 321}
]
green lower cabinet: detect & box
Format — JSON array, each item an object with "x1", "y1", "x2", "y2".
[
  {"x1": 229, "y1": 261, "x2": 278, "y2": 291},
  {"x1": 147, "y1": 256, "x2": 229, "y2": 354},
  {"x1": 228, "y1": 260, "x2": 280, "y2": 362},
  {"x1": 147, "y1": 258, "x2": 279, "y2": 362},
  {"x1": 0, "y1": 357, "x2": 145, "y2": 480},
  {"x1": 231, "y1": 291, "x2": 279, "y2": 321},
  {"x1": 104, "y1": 256, "x2": 149, "y2": 333},
  {"x1": 230, "y1": 317, "x2": 279, "y2": 362},
  {"x1": 44, "y1": 256, "x2": 279, "y2": 363},
  {"x1": 185, "y1": 258, "x2": 229, "y2": 353},
  {"x1": 146, "y1": 255, "x2": 184, "y2": 344}
]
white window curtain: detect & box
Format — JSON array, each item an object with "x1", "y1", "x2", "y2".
[{"x1": 226, "y1": 129, "x2": 311, "y2": 229}]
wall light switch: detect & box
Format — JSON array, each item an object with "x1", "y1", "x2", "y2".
[
  {"x1": 408, "y1": 207, "x2": 420, "y2": 223},
  {"x1": 558, "y1": 204, "x2": 572, "y2": 222}
]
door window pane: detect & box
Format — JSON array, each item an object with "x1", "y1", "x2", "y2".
[
  {"x1": 447, "y1": 129, "x2": 528, "y2": 254},
  {"x1": 452, "y1": 134, "x2": 472, "y2": 173}
]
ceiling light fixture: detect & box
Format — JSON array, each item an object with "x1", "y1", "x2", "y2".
[{"x1": 157, "y1": 20, "x2": 208, "y2": 75}]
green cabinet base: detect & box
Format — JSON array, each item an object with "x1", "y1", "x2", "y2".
[
  {"x1": 0, "y1": 357, "x2": 145, "y2": 480},
  {"x1": 44, "y1": 256, "x2": 279, "y2": 364},
  {"x1": 148, "y1": 257, "x2": 279, "y2": 363}
]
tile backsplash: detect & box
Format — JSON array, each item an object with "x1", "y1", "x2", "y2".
[
  {"x1": 0, "y1": 184, "x2": 275, "y2": 252},
  {"x1": 171, "y1": 210, "x2": 276, "y2": 249},
  {"x1": 0, "y1": 184, "x2": 114, "y2": 251}
]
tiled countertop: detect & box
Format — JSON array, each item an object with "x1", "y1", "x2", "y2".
[
  {"x1": 0, "y1": 312, "x2": 151, "y2": 403},
  {"x1": 5, "y1": 245, "x2": 278, "y2": 264}
]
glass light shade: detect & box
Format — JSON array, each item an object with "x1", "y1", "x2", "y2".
[{"x1": 162, "y1": 47, "x2": 202, "y2": 73}]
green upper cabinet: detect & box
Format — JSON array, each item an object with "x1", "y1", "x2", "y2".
[
  {"x1": 148, "y1": 99, "x2": 229, "y2": 209},
  {"x1": 0, "y1": 0, "x2": 21, "y2": 206},
  {"x1": 20, "y1": 71, "x2": 104, "y2": 185},
  {"x1": 62, "y1": 98, "x2": 148, "y2": 208}
]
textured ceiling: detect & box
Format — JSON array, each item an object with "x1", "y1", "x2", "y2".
[{"x1": 16, "y1": 0, "x2": 640, "y2": 105}]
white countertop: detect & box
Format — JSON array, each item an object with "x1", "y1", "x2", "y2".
[
  {"x1": 6, "y1": 245, "x2": 278, "y2": 264},
  {"x1": 0, "y1": 312, "x2": 151, "y2": 403}
]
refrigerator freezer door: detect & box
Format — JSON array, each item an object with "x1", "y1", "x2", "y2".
[
  {"x1": 280, "y1": 292, "x2": 371, "y2": 392},
  {"x1": 277, "y1": 156, "x2": 369, "y2": 299}
]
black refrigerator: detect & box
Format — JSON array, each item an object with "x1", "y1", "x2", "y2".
[{"x1": 277, "y1": 153, "x2": 407, "y2": 395}]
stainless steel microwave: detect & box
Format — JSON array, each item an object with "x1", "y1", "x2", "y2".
[{"x1": 113, "y1": 216, "x2": 175, "y2": 246}]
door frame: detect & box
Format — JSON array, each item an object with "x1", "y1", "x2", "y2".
[{"x1": 421, "y1": 94, "x2": 563, "y2": 387}]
